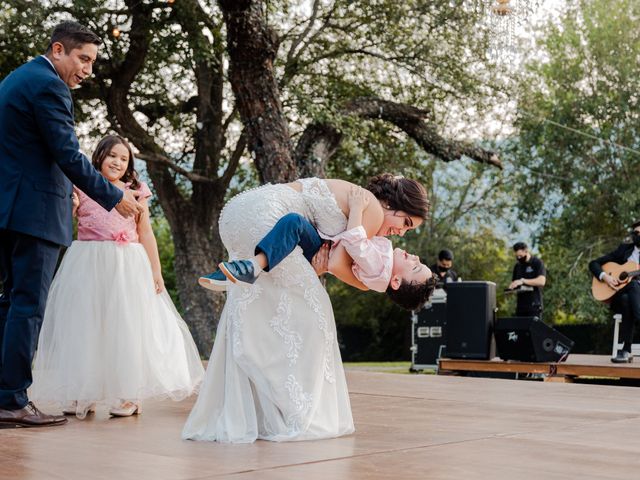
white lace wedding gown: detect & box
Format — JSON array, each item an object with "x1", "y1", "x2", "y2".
[{"x1": 182, "y1": 178, "x2": 355, "y2": 443}]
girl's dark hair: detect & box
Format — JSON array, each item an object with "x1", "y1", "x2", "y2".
[
  {"x1": 366, "y1": 173, "x2": 430, "y2": 220},
  {"x1": 46, "y1": 21, "x2": 101, "y2": 53},
  {"x1": 386, "y1": 276, "x2": 437, "y2": 311},
  {"x1": 92, "y1": 135, "x2": 140, "y2": 190}
]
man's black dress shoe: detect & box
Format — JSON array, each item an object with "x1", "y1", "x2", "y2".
[
  {"x1": 0, "y1": 401, "x2": 67, "y2": 427},
  {"x1": 611, "y1": 349, "x2": 633, "y2": 363}
]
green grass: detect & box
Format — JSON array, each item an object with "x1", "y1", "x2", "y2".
[{"x1": 343, "y1": 361, "x2": 436, "y2": 375}]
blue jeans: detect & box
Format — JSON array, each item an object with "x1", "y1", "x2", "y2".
[{"x1": 255, "y1": 213, "x2": 323, "y2": 272}]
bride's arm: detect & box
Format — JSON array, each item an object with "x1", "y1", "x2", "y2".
[
  {"x1": 360, "y1": 193, "x2": 384, "y2": 238},
  {"x1": 328, "y1": 243, "x2": 369, "y2": 291}
]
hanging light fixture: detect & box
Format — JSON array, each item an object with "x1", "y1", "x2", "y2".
[{"x1": 481, "y1": 0, "x2": 542, "y2": 65}]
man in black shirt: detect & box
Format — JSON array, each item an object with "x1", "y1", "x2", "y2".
[
  {"x1": 589, "y1": 221, "x2": 640, "y2": 363},
  {"x1": 430, "y1": 249, "x2": 458, "y2": 287},
  {"x1": 508, "y1": 241, "x2": 547, "y2": 319}
]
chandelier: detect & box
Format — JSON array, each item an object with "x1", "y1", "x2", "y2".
[{"x1": 477, "y1": 0, "x2": 543, "y2": 65}]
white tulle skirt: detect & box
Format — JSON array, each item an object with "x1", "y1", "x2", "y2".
[{"x1": 31, "y1": 240, "x2": 204, "y2": 415}]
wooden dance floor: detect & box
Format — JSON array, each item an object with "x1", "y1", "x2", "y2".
[{"x1": 2, "y1": 370, "x2": 640, "y2": 479}]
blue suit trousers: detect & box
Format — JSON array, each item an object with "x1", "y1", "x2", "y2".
[{"x1": 0, "y1": 229, "x2": 59, "y2": 409}]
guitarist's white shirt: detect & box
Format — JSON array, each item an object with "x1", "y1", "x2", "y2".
[{"x1": 599, "y1": 246, "x2": 640, "y2": 280}]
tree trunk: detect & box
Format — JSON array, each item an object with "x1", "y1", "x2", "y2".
[
  {"x1": 165, "y1": 206, "x2": 226, "y2": 356},
  {"x1": 294, "y1": 123, "x2": 342, "y2": 178},
  {"x1": 219, "y1": 0, "x2": 297, "y2": 183}
]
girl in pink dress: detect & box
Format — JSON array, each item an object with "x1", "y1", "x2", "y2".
[{"x1": 31, "y1": 135, "x2": 203, "y2": 418}]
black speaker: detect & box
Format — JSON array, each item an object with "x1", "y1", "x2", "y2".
[
  {"x1": 495, "y1": 317, "x2": 574, "y2": 362},
  {"x1": 445, "y1": 281, "x2": 496, "y2": 359},
  {"x1": 411, "y1": 298, "x2": 447, "y2": 368}
]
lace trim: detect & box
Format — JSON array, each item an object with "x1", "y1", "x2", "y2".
[
  {"x1": 270, "y1": 292, "x2": 303, "y2": 366},
  {"x1": 229, "y1": 284, "x2": 263, "y2": 358},
  {"x1": 284, "y1": 374, "x2": 313, "y2": 433},
  {"x1": 304, "y1": 285, "x2": 336, "y2": 384}
]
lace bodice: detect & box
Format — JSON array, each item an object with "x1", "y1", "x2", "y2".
[{"x1": 296, "y1": 178, "x2": 348, "y2": 237}]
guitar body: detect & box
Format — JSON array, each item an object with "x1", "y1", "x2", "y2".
[{"x1": 592, "y1": 261, "x2": 640, "y2": 302}]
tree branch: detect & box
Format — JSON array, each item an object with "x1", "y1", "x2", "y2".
[
  {"x1": 345, "y1": 98, "x2": 502, "y2": 168},
  {"x1": 136, "y1": 152, "x2": 216, "y2": 184},
  {"x1": 294, "y1": 97, "x2": 502, "y2": 177},
  {"x1": 221, "y1": 131, "x2": 248, "y2": 187}
]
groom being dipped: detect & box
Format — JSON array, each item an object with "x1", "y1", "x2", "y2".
[{"x1": 0, "y1": 21, "x2": 142, "y2": 427}]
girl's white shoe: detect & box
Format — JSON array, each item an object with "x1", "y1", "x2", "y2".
[
  {"x1": 109, "y1": 401, "x2": 141, "y2": 417},
  {"x1": 62, "y1": 401, "x2": 95, "y2": 419}
]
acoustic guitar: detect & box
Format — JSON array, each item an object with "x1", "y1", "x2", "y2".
[{"x1": 591, "y1": 261, "x2": 640, "y2": 302}]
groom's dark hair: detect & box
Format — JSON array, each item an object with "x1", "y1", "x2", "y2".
[
  {"x1": 386, "y1": 275, "x2": 437, "y2": 311},
  {"x1": 46, "y1": 21, "x2": 102, "y2": 53}
]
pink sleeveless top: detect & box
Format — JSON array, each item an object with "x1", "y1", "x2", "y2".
[{"x1": 75, "y1": 182, "x2": 152, "y2": 243}]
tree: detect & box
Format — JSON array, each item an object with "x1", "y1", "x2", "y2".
[
  {"x1": 1, "y1": 0, "x2": 501, "y2": 354},
  {"x1": 511, "y1": 0, "x2": 640, "y2": 324}
]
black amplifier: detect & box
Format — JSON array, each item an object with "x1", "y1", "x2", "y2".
[{"x1": 410, "y1": 293, "x2": 447, "y2": 370}]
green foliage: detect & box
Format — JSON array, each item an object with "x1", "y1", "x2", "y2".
[
  {"x1": 512, "y1": 0, "x2": 640, "y2": 325},
  {"x1": 151, "y1": 216, "x2": 180, "y2": 308}
]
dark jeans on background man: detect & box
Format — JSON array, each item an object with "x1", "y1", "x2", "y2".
[
  {"x1": 610, "y1": 281, "x2": 640, "y2": 352},
  {"x1": 0, "y1": 229, "x2": 60, "y2": 410},
  {"x1": 255, "y1": 213, "x2": 323, "y2": 272}
]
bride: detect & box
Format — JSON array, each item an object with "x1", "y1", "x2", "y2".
[{"x1": 182, "y1": 174, "x2": 429, "y2": 443}]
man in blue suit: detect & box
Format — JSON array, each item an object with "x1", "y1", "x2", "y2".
[{"x1": 0, "y1": 21, "x2": 143, "y2": 427}]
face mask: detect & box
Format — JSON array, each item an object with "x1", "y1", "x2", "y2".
[
  {"x1": 517, "y1": 256, "x2": 528, "y2": 264},
  {"x1": 438, "y1": 266, "x2": 450, "y2": 273},
  {"x1": 632, "y1": 232, "x2": 640, "y2": 247}
]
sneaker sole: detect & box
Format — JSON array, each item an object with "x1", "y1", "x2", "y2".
[
  {"x1": 198, "y1": 276, "x2": 228, "y2": 292},
  {"x1": 218, "y1": 263, "x2": 239, "y2": 284}
]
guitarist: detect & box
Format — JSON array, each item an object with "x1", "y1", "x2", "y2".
[{"x1": 589, "y1": 221, "x2": 640, "y2": 363}]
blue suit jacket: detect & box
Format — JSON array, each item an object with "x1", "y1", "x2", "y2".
[{"x1": 0, "y1": 56, "x2": 122, "y2": 247}]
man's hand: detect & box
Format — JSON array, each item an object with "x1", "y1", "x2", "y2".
[
  {"x1": 508, "y1": 278, "x2": 525, "y2": 290},
  {"x1": 311, "y1": 242, "x2": 331, "y2": 276},
  {"x1": 603, "y1": 273, "x2": 620, "y2": 289},
  {"x1": 114, "y1": 189, "x2": 143, "y2": 219}
]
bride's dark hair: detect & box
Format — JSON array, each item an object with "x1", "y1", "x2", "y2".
[{"x1": 366, "y1": 173, "x2": 430, "y2": 220}]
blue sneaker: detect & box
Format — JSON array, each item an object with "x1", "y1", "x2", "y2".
[
  {"x1": 219, "y1": 260, "x2": 257, "y2": 285},
  {"x1": 198, "y1": 269, "x2": 229, "y2": 291}
]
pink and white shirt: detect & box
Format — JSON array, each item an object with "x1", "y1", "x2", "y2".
[
  {"x1": 75, "y1": 182, "x2": 152, "y2": 244},
  {"x1": 331, "y1": 226, "x2": 393, "y2": 293}
]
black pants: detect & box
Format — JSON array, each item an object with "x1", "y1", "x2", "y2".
[
  {"x1": 515, "y1": 307, "x2": 543, "y2": 321},
  {"x1": 611, "y1": 281, "x2": 640, "y2": 352},
  {"x1": 0, "y1": 229, "x2": 60, "y2": 409}
]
